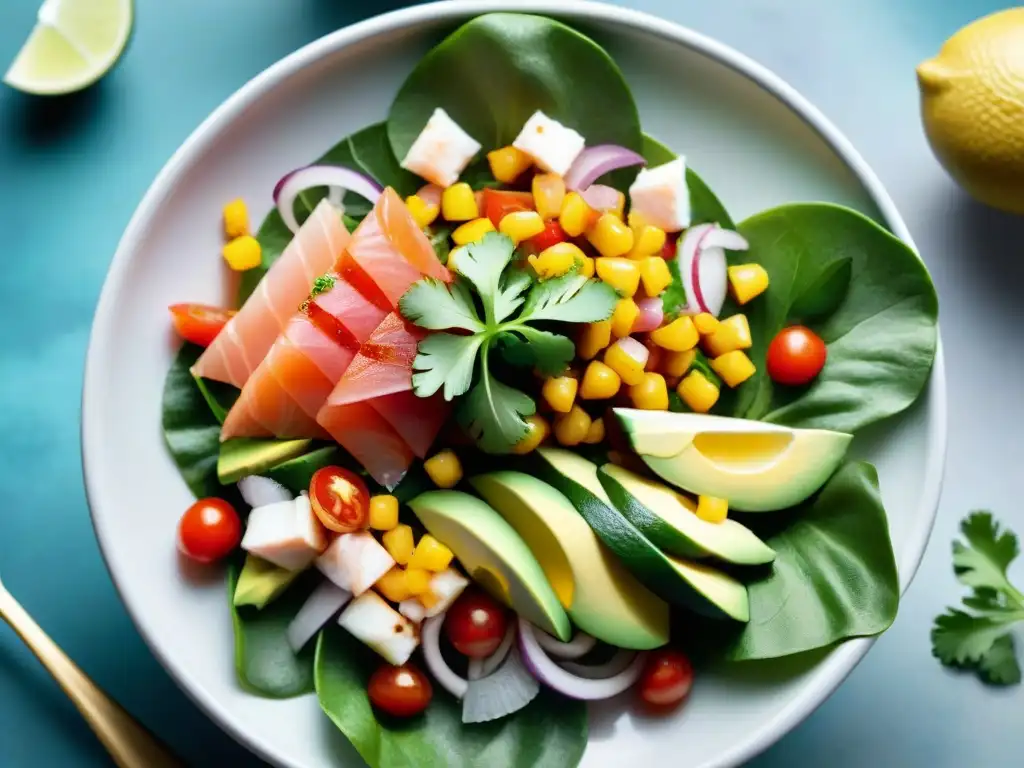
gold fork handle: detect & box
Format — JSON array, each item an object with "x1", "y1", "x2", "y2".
[{"x1": 0, "y1": 590, "x2": 184, "y2": 768}]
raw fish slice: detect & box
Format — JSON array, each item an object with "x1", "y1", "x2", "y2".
[
  {"x1": 307, "y1": 266, "x2": 389, "y2": 350},
  {"x1": 193, "y1": 200, "x2": 349, "y2": 388},
  {"x1": 370, "y1": 391, "x2": 451, "y2": 459},
  {"x1": 325, "y1": 313, "x2": 424, "y2": 407},
  {"x1": 317, "y1": 401, "x2": 415, "y2": 490}
]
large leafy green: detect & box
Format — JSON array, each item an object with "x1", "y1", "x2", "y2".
[
  {"x1": 315, "y1": 627, "x2": 588, "y2": 768},
  {"x1": 732, "y1": 203, "x2": 938, "y2": 433},
  {"x1": 388, "y1": 13, "x2": 642, "y2": 160}
]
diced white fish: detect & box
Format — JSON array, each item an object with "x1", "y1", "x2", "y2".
[
  {"x1": 424, "y1": 568, "x2": 470, "y2": 618},
  {"x1": 338, "y1": 591, "x2": 419, "y2": 666},
  {"x1": 512, "y1": 110, "x2": 585, "y2": 176},
  {"x1": 628, "y1": 156, "x2": 691, "y2": 232},
  {"x1": 240, "y1": 496, "x2": 326, "y2": 571},
  {"x1": 316, "y1": 531, "x2": 395, "y2": 596},
  {"x1": 398, "y1": 598, "x2": 427, "y2": 624},
  {"x1": 401, "y1": 107, "x2": 482, "y2": 188}
]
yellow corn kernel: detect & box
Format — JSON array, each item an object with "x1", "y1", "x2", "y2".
[
  {"x1": 610, "y1": 298, "x2": 639, "y2": 338},
  {"x1": 405, "y1": 194, "x2": 440, "y2": 228},
  {"x1": 587, "y1": 214, "x2": 635, "y2": 258},
  {"x1": 452, "y1": 217, "x2": 495, "y2": 246},
  {"x1": 693, "y1": 313, "x2": 720, "y2": 335},
  {"x1": 577, "y1": 320, "x2": 612, "y2": 361},
  {"x1": 704, "y1": 314, "x2": 753, "y2": 357},
  {"x1": 578, "y1": 255, "x2": 595, "y2": 278},
  {"x1": 711, "y1": 350, "x2": 757, "y2": 388},
  {"x1": 559, "y1": 191, "x2": 597, "y2": 237},
  {"x1": 583, "y1": 417, "x2": 606, "y2": 444},
  {"x1": 512, "y1": 414, "x2": 550, "y2": 455},
  {"x1": 408, "y1": 535, "x2": 455, "y2": 572},
  {"x1": 663, "y1": 348, "x2": 697, "y2": 378},
  {"x1": 580, "y1": 360, "x2": 622, "y2": 399},
  {"x1": 382, "y1": 524, "x2": 415, "y2": 566},
  {"x1": 419, "y1": 591, "x2": 440, "y2": 610},
  {"x1": 553, "y1": 404, "x2": 592, "y2": 447},
  {"x1": 650, "y1": 316, "x2": 700, "y2": 352},
  {"x1": 375, "y1": 568, "x2": 411, "y2": 603},
  {"x1": 677, "y1": 370, "x2": 720, "y2": 413},
  {"x1": 696, "y1": 495, "x2": 729, "y2": 523},
  {"x1": 532, "y1": 173, "x2": 566, "y2": 220},
  {"x1": 597, "y1": 257, "x2": 641, "y2": 297},
  {"x1": 441, "y1": 182, "x2": 479, "y2": 221},
  {"x1": 368, "y1": 495, "x2": 399, "y2": 531},
  {"x1": 447, "y1": 245, "x2": 466, "y2": 272},
  {"x1": 727, "y1": 264, "x2": 770, "y2": 305},
  {"x1": 499, "y1": 210, "x2": 545, "y2": 245},
  {"x1": 542, "y1": 376, "x2": 578, "y2": 414},
  {"x1": 604, "y1": 341, "x2": 646, "y2": 386},
  {"x1": 222, "y1": 235, "x2": 262, "y2": 271},
  {"x1": 627, "y1": 224, "x2": 667, "y2": 259},
  {"x1": 639, "y1": 257, "x2": 672, "y2": 296},
  {"x1": 528, "y1": 241, "x2": 581, "y2": 279},
  {"x1": 404, "y1": 568, "x2": 431, "y2": 596},
  {"x1": 629, "y1": 372, "x2": 670, "y2": 410},
  {"x1": 487, "y1": 146, "x2": 532, "y2": 183},
  {"x1": 223, "y1": 198, "x2": 249, "y2": 238},
  {"x1": 424, "y1": 449, "x2": 463, "y2": 489}
]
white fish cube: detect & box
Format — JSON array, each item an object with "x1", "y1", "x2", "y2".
[
  {"x1": 240, "y1": 496, "x2": 327, "y2": 572},
  {"x1": 512, "y1": 111, "x2": 585, "y2": 176},
  {"x1": 628, "y1": 156, "x2": 691, "y2": 232},
  {"x1": 423, "y1": 568, "x2": 470, "y2": 618},
  {"x1": 398, "y1": 598, "x2": 427, "y2": 624},
  {"x1": 401, "y1": 107, "x2": 481, "y2": 188},
  {"x1": 338, "y1": 591, "x2": 419, "y2": 666},
  {"x1": 316, "y1": 531, "x2": 395, "y2": 596}
]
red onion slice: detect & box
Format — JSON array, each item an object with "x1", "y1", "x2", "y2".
[
  {"x1": 416, "y1": 183, "x2": 443, "y2": 208},
  {"x1": 564, "y1": 145, "x2": 646, "y2": 191},
  {"x1": 560, "y1": 649, "x2": 639, "y2": 679},
  {"x1": 632, "y1": 297, "x2": 665, "y2": 334},
  {"x1": 702, "y1": 228, "x2": 749, "y2": 252},
  {"x1": 274, "y1": 165, "x2": 383, "y2": 234},
  {"x1": 421, "y1": 614, "x2": 468, "y2": 699},
  {"x1": 673, "y1": 223, "x2": 750, "y2": 317},
  {"x1": 611, "y1": 336, "x2": 649, "y2": 369},
  {"x1": 580, "y1": 184, "x2": 622, "y2": 212},
  {"x1": 477, "y1": 623, "x2": 517, "y2": 678},
  {"x1": 535, "y1": 630, "x2": 597, "y2": 660}
]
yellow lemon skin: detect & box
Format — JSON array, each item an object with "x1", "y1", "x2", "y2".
[{"x1": 917, "y1": 8, "x2": 1024, "y2": 214}]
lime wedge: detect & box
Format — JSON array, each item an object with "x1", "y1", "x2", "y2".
[{"x1": 4, "y1": 0, "x2": 133, "y2": 95}]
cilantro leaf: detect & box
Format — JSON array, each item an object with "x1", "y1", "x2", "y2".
[
  {"x1": 452, "y1": 232, "x2": 518, "y2": 324},
  {"x1": 931, "y1": 609, "x2": 1021, "y2": 684},
  {"x1": 411, "y1": 333, "x2": 484, "y2": 400},
  {"x1": 498, "y1": 328, "x2": 575, "y2": 376},
  {"x1": 399, "y1": 278, "x2": 483, "y2": 333},
  {"x1": 457, "y1": 357, "x2": 535, "y2": 454},
  {"x1": 980, "y1": 635, "x2": 1022, "y2": 685},
  {"x1": 493, "y1": 268, "x2": 533, "y2": 324},
  {"x1": 954, "y1": 511, "x2": 1020, "y2": 594},
  {"x1": 519, "y1": 273, "x2": 617, "y2": 323},
  {"x1": 661, "y1": 253, "x2": 689, "y2": 319}
]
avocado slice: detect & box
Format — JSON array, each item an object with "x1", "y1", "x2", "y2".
[
  {"x1": 233, "y1": 554, "x2": 302, "y2": 609},
  {"x1": 614, "y1": 409, "x2": 852, "y2": 512},
  {"x1": 526, "y1": 448, "x2": 749, "y2": 622},
  {"x1": 217, "y1": 438, "x2": 314, "y2": 485},
  {"x1": 471, "y1": 471, "x2": 669, "y2": 650},
  {"x1": 598, "y1": 464, "x2": 775, "y2": 566},
  {"x1": 407, "y1": 490, "x2": 572, "y2": 640}
]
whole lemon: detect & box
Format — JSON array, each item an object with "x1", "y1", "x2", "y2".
[{"x1": 917, "y1": 8, "x2": 1024, "y2": 214}]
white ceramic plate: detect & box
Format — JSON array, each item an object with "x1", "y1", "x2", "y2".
[{"x1": 82, "y1": 2, "x2": 947, "y2": 767}]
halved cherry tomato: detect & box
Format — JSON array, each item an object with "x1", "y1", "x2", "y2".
[
  {"x1": 482, "y1": 188, "x2": 535, "y2": 228},
  {"x1": 444, "y1": 588, "x2": 509, "y2": 658},
  {"x1": 766, "y1": 325, "x2": 827, "y2": 386},
  {"x1": 309, "y1": 466, "x2": 370, "y2": 533},
  {"x1": 660, "y1": 235, "x2": 678, "y2": 260},
  {"x1": 528, "y1": 219, "x2": 568, "y2": 252},
  {"x1": 177, "y1": 498, "x2": 242, "y2": 563},
  {"x1": 169, "y1": 303, "x2": 235, "y2": 348},
  {"x1": 639, "y1": 648, "x2": 693, "y2": 708},
  {"x1": 368, "y1": 662, "x2": 433, "y2": 717}
]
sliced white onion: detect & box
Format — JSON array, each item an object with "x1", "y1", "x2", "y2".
[
  {"x1": 580, "y1": 184, "x2": 621, "y2": 212},
  {"x1": 274, "y1": 165, "x2": 383, "y2": 234},
  {"x1": 518, "y1": 619, "x2": 647, "y2": 700},
  {"x1": 421, "y1": 614, "x2": 468, "y2": 699},
  {"x1": 564, "y1": 145, "x2": 646, "y2": 191},
  {"x1": 632, "y1": 297, "x2": 664, "y2": 334},
  {"x1": 478, "y1": 623, "x2": 516, "y2": 677},
  {"x1": 560, "y1": 649, "x2": 639, "y2": 679},
  {"x1": 535, "y1": 629, "x2": 597, "y2": 660},
  {"x1": 462, "y1": 646, "x2": 540, "y2": 724},
  {"x1": 702, "y1": 228, "x2": 749, "y2": 252},
  {"x1": 611, "y1": 336, "x2": 649, "y2": 369},
  {"x1": 286, "y1": 580, "x2": 351, "y2": 652},
  {"x1": 237, "y1": 475, "x2": 293, "y2": 508}
]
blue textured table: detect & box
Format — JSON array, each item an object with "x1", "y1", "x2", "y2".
[{"x1": 1, "y1": 1, "x2": 1020, "y2": 765}]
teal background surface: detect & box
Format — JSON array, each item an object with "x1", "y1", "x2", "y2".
[{"x1": 0, "y1": 1, "x2": 1021, "y2": 766}]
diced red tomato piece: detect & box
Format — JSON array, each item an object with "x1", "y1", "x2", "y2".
[
  {"x1": 639, "y1": 648, "x2": 693, "y2": 709},
  {"x1": 661, "y1": 236, "x2": 678, "y2": 261},
  {"x1": 169, "y1": 303, "x2": 235, "y2": 348},
  {"x1": 482, "y1": 189, "x2": 535, "y2": 228},
  {"x1": 528, "y1": 219, "x2": 568, "y2": 252}
]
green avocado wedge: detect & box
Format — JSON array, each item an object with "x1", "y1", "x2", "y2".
[
  {"x1": 597, "y1": 464, "x2": 775, "y2": 566},
  {"x1": 217, "y1": 438, "x2": 315, "y2": 485},
  {"x1": 523, "y1": 449, "x2": 749, "y2": 622},
  {"x1": 233, "y1": 554, "x2": 302, "y2": 609}
]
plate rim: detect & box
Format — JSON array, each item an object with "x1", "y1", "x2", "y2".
[{"x1": 81, "y1": 2, "x2": 948, "y2": 767}]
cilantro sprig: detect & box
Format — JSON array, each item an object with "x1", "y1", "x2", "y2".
[
  {"x1": 399, "y1": 232, "x2": 616, "y2": 453},
  {"x1": 932, "y1": 512, "x2": 1024, "y2": 685}
]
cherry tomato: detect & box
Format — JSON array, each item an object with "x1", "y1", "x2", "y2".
[
  {"x1": 309, "y1": 466, "x2": 370, "y2": 533},
  {"x1": 482, "y1": 189, "x2": 535, "y2": 228},
  {"x1": 169, "y1": 303, "x2": 235, "y2": 348},
  {"x1": 528, "y1": 219, "x2": 568, "y2": 252},
  {"x1": 444, "y1": 588, "x2": 509, "y2": 658},
  {"x1": 660, "y1": 235, "x2": 678, "y2": 260},
  {"x1": 639, "y1": 648, "x2": 693, "y2": 708},
  {"x1": 177, "y1": 498, "x2": 242, "y2": 563},
  {"x1": 368, "y1": 662, "x2": 433, "y2": 717},
  {"x1": 766, "y1": 325, "x2": 827, "y2": 386}
]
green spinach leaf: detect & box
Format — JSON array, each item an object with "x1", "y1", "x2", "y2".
[
  {"x1": 388, "y1": 13, "x2": 642, "y2": 160},
  {"x1": 315, "y1": 626, "x2": 588, "y2": 768}
]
